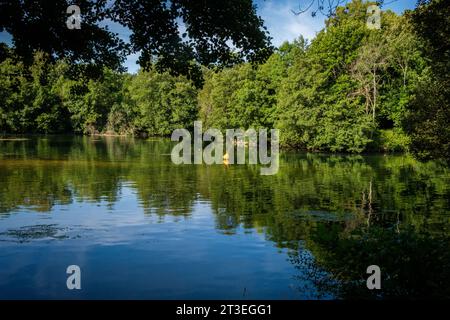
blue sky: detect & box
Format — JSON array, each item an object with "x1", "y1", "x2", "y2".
[
  {"x1": 255, "y1": 0, "x2": 415, "y2": 45},
  {"x1": 0, "y1": 0, "x2": 417, "y2": 73}
]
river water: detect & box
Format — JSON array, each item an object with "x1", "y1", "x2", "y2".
[{"x1": 0, "y1": 136, "x2": 449, "y2": 299}]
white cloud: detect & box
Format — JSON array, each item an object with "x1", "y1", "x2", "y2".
[
  {"x1": 124, "y1": 51, "x2": 141, "y2": 74},
  {"x1": 257, "y1": 0, "x2": 325, "y2": 46}
]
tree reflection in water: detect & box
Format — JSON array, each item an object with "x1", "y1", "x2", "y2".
[{"x1": 0, "y1": 136, "x2": 449, "y2": 298}]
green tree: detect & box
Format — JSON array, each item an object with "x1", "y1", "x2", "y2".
[
  {"x1": 66, "y1": 69, "x2": 127, "y2": 134},
  {"x1": 129, "y1": 70, "x2": 198, "y2": 136},
  {"x1": 0, "y1": 50, "x2": 71, "y2": 133},
  {"x1": 277, "y1": 0, "x2": 375, "y2": 152},
  {"x1": 402, "y1": 0, "x2": 450, "y2": 162}
]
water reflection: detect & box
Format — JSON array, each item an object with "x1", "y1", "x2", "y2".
[{"x1": 0, "y1": 136, "x2": 449, "y2": 299}]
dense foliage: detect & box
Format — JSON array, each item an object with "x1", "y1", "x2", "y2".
[
  {"x1": 0, "y1": 0, "x2": 448, "y2": 161},
  {"x1": 0, "y1": 0, "x2": 272, "y2": 83},
  {"x1": 199, "y1": 0, "x2": 431, "y2": 154},
  {"x1": 0, "y1": 47, "x2": 198, "y2": 136},
  {"x1": 402, "y1": 0, "x2": 450, "y2": 161}
]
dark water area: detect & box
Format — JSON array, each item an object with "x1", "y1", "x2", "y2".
[{"x1": 0, "y1": 136, "x2": 449, "y2": 299}]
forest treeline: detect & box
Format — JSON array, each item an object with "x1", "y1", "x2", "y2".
[{"x1": 0, "y1": 0, "x2": 448, "y2": 161}]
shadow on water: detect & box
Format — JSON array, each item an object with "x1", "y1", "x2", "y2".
[
  {"x1": 0, "y1": 224, "x2": 69, "y2": 243},
  {"x1": 0, "y1": 136, "x2": 449, "y2": 298},
  {"x1": 290, "y1": 225, "x2": 450, "y2": 299}
]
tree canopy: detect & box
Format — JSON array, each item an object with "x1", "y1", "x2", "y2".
[
  {"x1": 0, "y1": 0, "x2": 273, "y2": 81},
  {"x1": 402, "y1": 0, "x2": 450, "y2": 161}
]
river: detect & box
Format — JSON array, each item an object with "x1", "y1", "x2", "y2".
[{"x1": 0, "y1": 136, "x2": 449, "y2": 299}]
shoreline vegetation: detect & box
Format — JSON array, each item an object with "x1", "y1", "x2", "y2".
[
  {"x1": 0, "y1": 0, "x2": 448, "y2": 163},
  {"x1": 0, "y1": 133, "x2": 421, "y2": 159}
]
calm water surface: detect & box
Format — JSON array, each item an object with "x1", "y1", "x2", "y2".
[{"x1": 0, "y1": 136, "x2": 449, "y2": 299}]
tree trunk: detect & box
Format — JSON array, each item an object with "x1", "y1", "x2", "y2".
[
  {"x1": 403, "y1": 64, "x2": 408, "y2": 89},
  {"x1": 373, "y1": 69, "x2": 377, "y2": 122}
]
